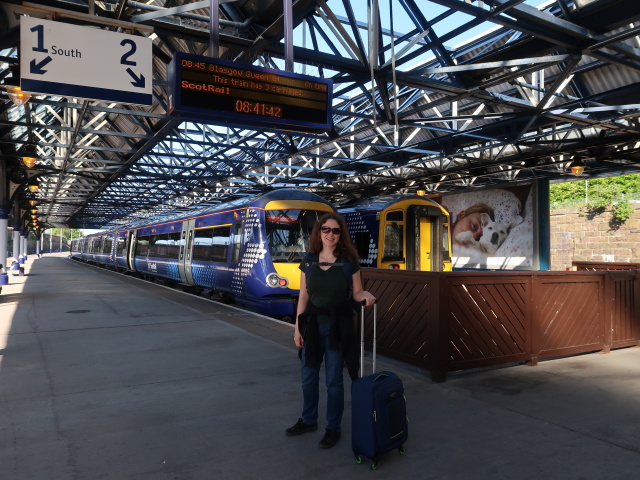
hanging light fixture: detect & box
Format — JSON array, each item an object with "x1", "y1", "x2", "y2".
[
  {"x1": 31, "y1": 208, "x2": 38, "y2": 214},
  {"x1": 6, "y1": 85, "x2": 31, "y2": 106},
  {"x1": 21, "y1": 144, "x2": 39, "y2": 168},
  {"x1": 568, "y1": 156, "x2": 586, "y2": 177},
  {"x1": 27, "y1": 180, "x2": 39, "y2": 193},
  {"x1": 22, "y1": 156, "x2": 37, "y2": 168},
  {"x1": 29, "y1": 200, "x2": 38, "y2": 207}
]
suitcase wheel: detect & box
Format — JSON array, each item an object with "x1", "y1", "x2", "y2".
[
  {"x1": 399, "y1": 446, "x2": 406, "y2": 455},
  {"x1": 354, "y1": 454, "x2": 363, "y2": 464}
]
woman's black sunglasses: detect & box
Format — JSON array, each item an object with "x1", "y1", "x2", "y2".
[{"x1": 320, "y1": 226, "x2": 341, "y2": 235}]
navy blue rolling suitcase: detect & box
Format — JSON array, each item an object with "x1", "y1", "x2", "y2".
[{"x1": 352, "y1": 302, "x2": 408, "y2": 470}]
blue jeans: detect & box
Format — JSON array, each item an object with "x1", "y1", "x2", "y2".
[{"x1": 300, "y1": 321, "x2": 344, "y2": 432}]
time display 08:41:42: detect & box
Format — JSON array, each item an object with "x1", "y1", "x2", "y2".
[{"x1": 234, "y1": 100, "x2": 283, "y2": 118}]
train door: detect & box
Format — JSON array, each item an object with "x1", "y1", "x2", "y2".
[
  {"x1": 379, "y1": 210, "x2": 406, "y2": 269},
  {"x1": 229, "y1": 215, "x2": 245, "y2": 299},
  {"x1": 406, "y1": 205, "x2": 444, "y2": 271},
  {"x1": 178, "y1": 219, "x2": 196, "y2": 284},
  {"x1": 126, "y1": 230, "x2": 137, "y2": 271}
]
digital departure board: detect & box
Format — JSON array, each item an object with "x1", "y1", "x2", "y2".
[{"x1": 168, "y1": 53, "x2": 333, "y2": 133}]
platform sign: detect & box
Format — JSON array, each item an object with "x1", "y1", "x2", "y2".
[
  {"x1": 20, "y1": 16, "x2": 152, "y2": 106},
  {"x1": 168, "y1": 53, "x2": 333, "y2": 133}
]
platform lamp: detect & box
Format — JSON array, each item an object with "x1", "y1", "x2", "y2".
[
  {"x1": 568, "y1": 156, "x2": 586, "y2": 177},
  {"x1": 27, "y1": 179, "x2": 39, "y2": 193},
  {"x1": 5, "y1": 85, "x2": 31, "y2": 106},
  {"x1": 21, "y1": 145, "x2": 39, "y2": 168},
  {"x1": 2, "y1": 65, "x2": 31, "y2": 106}
]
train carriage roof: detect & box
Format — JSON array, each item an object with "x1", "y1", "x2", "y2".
[{"x1": 336, "y1": 194, "x2": 448, "y2": 215}]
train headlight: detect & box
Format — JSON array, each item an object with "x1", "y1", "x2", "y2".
[{"x1": 266, "y1": 273, "x2": 289, "y2": 288}]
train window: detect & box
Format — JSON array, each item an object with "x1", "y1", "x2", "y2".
[
  {"x1": 136, "y1": 236, "x2": 150, "y2": 257},
  {"x1": 231, "y1": 218, "x2": 243, "y2": 264},
  {"x1": 166, "y1": 232, "x2": 182, "y2": 259},
  {"x1": 383, "y1": 210, "x2": 404, "y2": 261},
  {"x1": 103, "y1": 237, "x2": 113, "y2": 254},
  {"x1": 354, "y1": 232, "x2": 370, "y2": 260},
  {"x1": 148, "y1": 235, "x2": 160, "y2": 257},
  {"x1": 193, "y1": 228, "x2": 214, "y2": 262},
  {"x1": 442, "y1": 222, "x2": 451, "y2": 261},
  {"x1": 266, "y1": 209, "x2": 318, "y2": 263},
  {"x1": 387, "y1": 211, "x2": 403, "y2": 222},
  {"x1": 116, "y1": 236, "x2": 126, "y2": 255},
  {"x1": 211, "y1": 226, "x2": 231, "y2": 262},
  {"x1": 180, "y1": 230, "x2": 186, "y2": 260},
  {"x1": 152, "y1": 234, "x2": 167, "y2": 258},
  {"x1": 192, "y1": 227, "x2": 231, "y2": 262}
]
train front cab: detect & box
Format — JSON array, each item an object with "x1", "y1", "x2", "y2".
[{"x1": 380, "y1": 199, "x2": 452, "y2": 272}]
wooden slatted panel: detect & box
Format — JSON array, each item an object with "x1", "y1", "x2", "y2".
[
  {"x1": 573, "y1": 261, "x2": 640, "y2": 271},
  {"x1": 534, "y1": 277, "x2": 604, "y2": 358},
  {"x1": 444, "y1": 276, "x2": 529, "y2": 368},
  {"x1": 360, "y1": 269, "x2": 639, "y2": 380},
  {"x1": 361, "y1": 269, "x2": 436, "y2": 369},
  {"x1": 609, "y1": 272, "x2": 640, "y2": 347}
]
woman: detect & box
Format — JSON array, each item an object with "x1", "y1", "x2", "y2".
[
  {"x1": 451, "y1": 202, "x2": 495, "y2": 246},
  {"x1": 285, "y1": 213, "x2": 376, "y2": 449}
]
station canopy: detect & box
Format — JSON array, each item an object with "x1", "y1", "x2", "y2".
[{"x1": 1, "y1": 0, "x2": 640, "y2": 229}]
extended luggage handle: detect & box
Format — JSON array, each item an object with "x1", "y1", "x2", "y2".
[{"x1": 360, "y1": 300, "x2": 377, "y2": 378}]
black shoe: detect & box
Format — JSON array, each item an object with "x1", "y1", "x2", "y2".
[
  {"x1": 318, "y1": 429, "x2": 341, "y2": 449},
  {"x1": 286, "y1": 418, "x2": 318, "y2": 436}
]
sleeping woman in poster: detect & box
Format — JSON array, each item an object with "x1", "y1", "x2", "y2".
[{"x1": 441, "y1": 186, "x2": 535, "y2": 269}]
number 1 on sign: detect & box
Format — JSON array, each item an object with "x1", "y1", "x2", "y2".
[{"x1": 30, "y1": 24, "x2": 48, "y2": 53}]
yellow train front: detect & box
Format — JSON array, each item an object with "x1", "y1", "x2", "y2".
[{"x1": 336, "y1": 194, "x2": 452, "y2": 271}]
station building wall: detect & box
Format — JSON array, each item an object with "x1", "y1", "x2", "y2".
[{"x1": 550, "y1": 203, "x2": 640, "y2": 271}]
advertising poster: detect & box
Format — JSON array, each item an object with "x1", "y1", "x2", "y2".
[{"x1": 437, "y1": 183, "x2": 537, "y2": 270}]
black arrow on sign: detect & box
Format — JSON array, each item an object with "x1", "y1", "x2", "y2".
[
  {"x1": 126, "y1": 68, "x2": 145, "y2": 88},
  {"x1": 30, "y1": 56, "x2": 53, "y2": 75}
]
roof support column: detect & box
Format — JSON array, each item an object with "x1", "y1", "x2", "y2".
[
  {"x1": 209, "y1": 0, "x2": 220, "y2": 58},
  {"x1": 0, "y1": 159, "x2": 8, "y2": 281},
  {"x1": 283, "y1": 0, "x2": 294, "y2": 71},
  {"x1": 0, "y1": 210, "x2": 8, "y2": 284},
  {"x1": 12, "y1": 228, "x2": 20, "y2": 267}
]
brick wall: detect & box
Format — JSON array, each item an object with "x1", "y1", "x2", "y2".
[{"x1": 550, "y1": 203, "x2": 640, "y2": 271}]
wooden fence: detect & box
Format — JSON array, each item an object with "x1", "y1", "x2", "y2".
[
  {"x1": 573, "y1": 261, "x2": 640, "y2": 271},
  {"x1": 361, "y1": 268, "x2": 640, "y2": 381}
]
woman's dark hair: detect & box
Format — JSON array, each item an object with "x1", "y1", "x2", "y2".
[{"x1": 308, "y1": 212, "x2": 359, "y2": 261}]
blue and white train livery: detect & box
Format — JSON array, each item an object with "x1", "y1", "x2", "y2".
[
  {"x1": 70, "y1": 189, "x2": 335, "y2": 319},
  {"x1": 336, "y1": 194, "x2": 452, "y2": 271}
]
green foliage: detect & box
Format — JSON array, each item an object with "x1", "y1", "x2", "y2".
[
  {"x1": 48, "y1": 228, "x2": 82, "y2": 240},
  {"x1": 612, "y1": 201, "x2": 634, "y2": 224},
  {"x1": 549, "y1": 174, "x2": 640, "y2": 224}
]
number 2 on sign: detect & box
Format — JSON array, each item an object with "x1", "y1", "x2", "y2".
[{"x1": 120, "y1": 39, "x2": 137, "y2": 66}]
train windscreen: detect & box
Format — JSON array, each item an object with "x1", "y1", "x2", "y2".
[{"x1": 265, "y1": 209, "x2": 322, "y2": 262}]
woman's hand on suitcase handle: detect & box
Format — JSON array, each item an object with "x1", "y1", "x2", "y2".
[{"x1": 360, "y1": 291, "x2": 376, "y2": 307}]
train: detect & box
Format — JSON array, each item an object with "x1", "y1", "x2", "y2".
[
  {"x1": 336, "y1": 194, "x2": 452, "y2": 271},
  {"x1": 70, "y1": 189, "x2": 335, "y2": 319},
  {"x1": 71, "y1": 189, "x2": 452, "y2": 320}
]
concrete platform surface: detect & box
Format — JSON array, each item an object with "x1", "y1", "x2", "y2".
[{"x1": 1, "y1": 255, "x2": 640, "y2": 479}]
